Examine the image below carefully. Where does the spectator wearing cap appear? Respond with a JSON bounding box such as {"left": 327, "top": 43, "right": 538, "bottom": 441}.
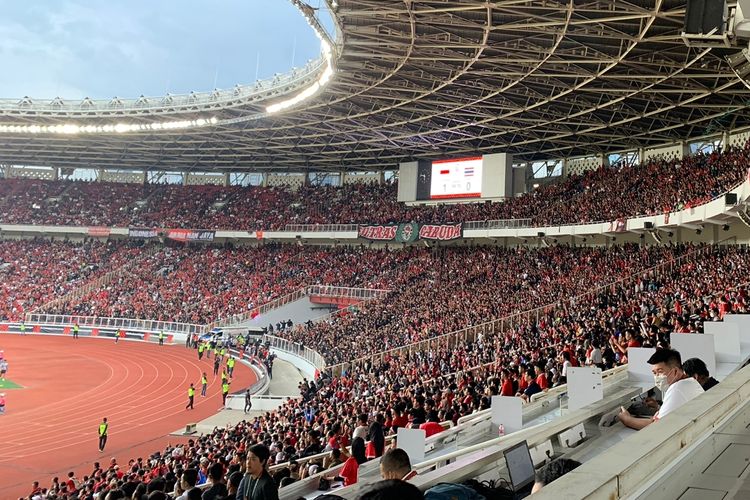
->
{"left": 619, "top": 348, "right": 704, "bottom": 430}
{"left": 682, "top": 357, "right": 720, "bottom": 391}
{"left": 237, "top": 443, "right": 278, "bottom": 500}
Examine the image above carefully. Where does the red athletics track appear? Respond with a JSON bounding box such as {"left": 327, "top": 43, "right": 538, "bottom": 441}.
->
{"left": 0, "top": 335, "right": 256, "bottom": 498}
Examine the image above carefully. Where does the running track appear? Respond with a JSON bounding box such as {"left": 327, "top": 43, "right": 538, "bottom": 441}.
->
{"left": 0, "top": 335, "right": 256, "bottom": 497}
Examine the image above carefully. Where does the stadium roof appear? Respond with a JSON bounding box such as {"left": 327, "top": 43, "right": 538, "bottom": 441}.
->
{"left": 1, "top": 0, "right": 750, "bottom": 173}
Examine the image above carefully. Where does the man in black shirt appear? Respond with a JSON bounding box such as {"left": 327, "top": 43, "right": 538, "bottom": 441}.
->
{"left": 683, "top": 357, "right": 720, "bottom": 391}
{"left": 237, "top": 444, "right": 278, "bottom": 500}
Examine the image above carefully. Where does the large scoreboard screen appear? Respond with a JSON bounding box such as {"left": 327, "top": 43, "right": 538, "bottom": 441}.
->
{"left": 429, "top": 156, "right": 483, "bottom": 199}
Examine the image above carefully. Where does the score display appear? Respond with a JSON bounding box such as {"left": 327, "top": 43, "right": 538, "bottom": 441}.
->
{"left": 429, "top": 156, "right": 483, "bottom": 199}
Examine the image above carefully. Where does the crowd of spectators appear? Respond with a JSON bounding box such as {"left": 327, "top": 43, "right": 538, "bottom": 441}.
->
{"left": 274, "top": 244, "right": 691, "bottom": 363}
{"left": 232, "top": 244, "right": 748, "bottom": 480}
{"left": 0, "top": 239, "right": 144, "bottom": 321}
{"left": 39, "top": 243, "right": 413, "bottom": 324}
{"left": 1, "top": 145, "right": 747, "bottom": 230}
{"left": 20, "top": 243, "right": 750, "bottom": 499}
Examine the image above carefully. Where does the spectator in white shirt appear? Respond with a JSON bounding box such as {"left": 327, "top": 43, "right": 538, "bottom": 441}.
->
{"left": 619, "top": 348, "right": 704, "bottom": 430}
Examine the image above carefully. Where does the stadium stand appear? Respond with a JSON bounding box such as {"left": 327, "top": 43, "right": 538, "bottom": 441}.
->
{"left": 1, "top": 146, "right": 748, "bottom": 230}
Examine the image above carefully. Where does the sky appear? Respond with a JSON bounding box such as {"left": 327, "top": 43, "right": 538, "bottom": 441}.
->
{"left": 0, "top": 0, "right": 333, "bottom": 100}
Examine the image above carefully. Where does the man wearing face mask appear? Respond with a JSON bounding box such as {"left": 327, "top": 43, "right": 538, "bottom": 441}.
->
{"left": 619, "top": 348, "right": 704, "bottom": 430}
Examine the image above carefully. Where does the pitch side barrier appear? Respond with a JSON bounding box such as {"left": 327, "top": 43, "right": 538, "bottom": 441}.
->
{"left": 0, "top": 320, "right": 193, "bottom": 343}
{"left": 273, "top": 366, "right": 633, "bottom": 500}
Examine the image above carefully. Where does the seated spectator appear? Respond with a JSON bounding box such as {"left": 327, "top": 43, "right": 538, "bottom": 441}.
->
{"left": 175, "top": 468, "right": 199, "bottom": 500}
{"left": 336, "top": 437, "right": 367, "bottom": 487}
{"left": 531, "top": 458, "right": 582, "bottom": 493}
{"left": 520, "top": 368, "right": 542, "bottom": 402}
{"left": 682, "top": 357, "right": 720, "bottom": 391}
{"left": 419, "top": 411, "right": 445, "bottom": 438}
{"left": 619, "top": 349, "right": 704, "bottom": 430}
{"left": 201, "top": 462, "right": 228, "bottom": 500}
{"left": 379, "top": 448, "right": 417, "bottom": 481}
{"left": 360, "top": 479, "right": 424, "bottom": 500}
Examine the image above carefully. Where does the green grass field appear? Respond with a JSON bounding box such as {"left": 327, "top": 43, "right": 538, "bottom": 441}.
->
{"left": 0, "top": 378, "right": 22, "bottom": 390}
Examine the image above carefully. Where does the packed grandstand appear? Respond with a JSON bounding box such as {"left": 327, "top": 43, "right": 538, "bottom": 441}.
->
{"left": 2, "top": 145, "right": 750, "bottom": 498}
{"left": 4, "top": 0, "right": 750, "bottom": 499}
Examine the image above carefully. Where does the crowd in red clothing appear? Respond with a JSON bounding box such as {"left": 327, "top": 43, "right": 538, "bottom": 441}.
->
{"left": 0, "top": 239, "right": 143, "bottom": 321}
{"left": 1, "top": 145, "right": 747, "bottom": 230}
{"left": 39, "top": 244, "right": 412, "bottom": 324}
{"left": 237, "top": 244, "right": 749, "bottom": 472}
{"left": 15, "top": 241, "right": 750, "bottom": 498}
{"left": 274, "top": 244, "right": 690, "bottom": 364}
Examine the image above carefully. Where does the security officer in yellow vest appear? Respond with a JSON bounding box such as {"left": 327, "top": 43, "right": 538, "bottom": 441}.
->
{"left": 186, "top": 383, "right": 195, "bottom": 410}
{"left": 222, "top": 380, "right": 231, "bottom": 408}
{"left": 158, "top": 330, "right": 164, "bottom": 346}
{"left": 73, "top": 323, "right": 79, "bottom": 339}
{"left": 98, "top": 417, "right": 108, "bottom": 452}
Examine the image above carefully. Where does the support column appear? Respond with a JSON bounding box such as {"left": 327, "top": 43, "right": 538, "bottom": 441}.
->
{"left": 599, "top": 153, "right": 610, "bottom": 168}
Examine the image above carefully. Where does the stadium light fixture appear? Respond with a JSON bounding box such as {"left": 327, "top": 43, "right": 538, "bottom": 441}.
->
{"left": 267, "top": 3, "right": 335, "bottom": 114}
{"left": 0, "top": 117, "right": 218, "bottom": 135}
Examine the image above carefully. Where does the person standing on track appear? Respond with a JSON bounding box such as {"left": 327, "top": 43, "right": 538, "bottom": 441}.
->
{"left": 0, "top": 393, "right": 6, "bottom": 415}
{"left": 244, "top": 389, "right": 252, "bottom": 415}
{"left": 158, "top": 330, "right": 164, "bottom": 346}
{"left": 0, "top": 359, "right": 8, "bottom": 381}
{"left": 201, "top": 372, "right": 208, "bottom": 397}
{"left": 186, "top": 383, "right": 195, "bottom": 410}
{"left": 221, "top": 380, "right": 230, "bottom": 408}
{"left": 227, "top": 356, "right": 236, "bottom": 378}
{"left": 73, "top": 322, "right": 79, "bottom": 339}
{"left": 198, "top": 342, "right": 205, "bottom": 360}
{"left": 98, "top": 417, "right": 108, "bottom": 451}
{"left": 20, "top": 321, "right": 26, "bottom": 336}
{"left": 213, "top": 356, "right": 221, "bottom": 376}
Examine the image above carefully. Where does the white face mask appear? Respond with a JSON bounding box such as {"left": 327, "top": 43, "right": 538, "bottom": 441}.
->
{"left": 654, "top": 373, "right": 669, "bottom": 393}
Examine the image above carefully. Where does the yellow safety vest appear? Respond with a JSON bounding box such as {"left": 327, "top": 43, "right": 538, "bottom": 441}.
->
{"left": 188, "top": 387, "right": 195, "bottom": 397}
{"left": 222, "top": 383, "right": 229, "bottom": 393}
{"left": 99, "top": 423, "right": 108, "bottom": 436}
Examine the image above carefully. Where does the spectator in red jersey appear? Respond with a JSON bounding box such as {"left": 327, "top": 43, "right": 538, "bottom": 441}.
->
{"left": 419, "top": 411, "right": 445, "bottom": 438}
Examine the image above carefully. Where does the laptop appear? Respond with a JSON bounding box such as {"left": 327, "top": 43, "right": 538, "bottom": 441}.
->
{"left": 503, "top": 440, "right": 536, "bottom": 496}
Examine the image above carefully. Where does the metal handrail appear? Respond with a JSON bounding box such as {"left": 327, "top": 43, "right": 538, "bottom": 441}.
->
{"left": 206, "top": 286, "right": 389, "bottom": 331}
{"left": 463, "top": 218, "right": 533, "bottom": 230}
{"left": 283, "top": 224, "right": 359, "bottom": 232}
{"left": 205, "top": 287, "right": 309, "bottom": 330}
{"left": 263, "top": 334, "right": 327, "bottom": 371}
{"left": 23, "top": 313, "right": 203, "bottom": 335}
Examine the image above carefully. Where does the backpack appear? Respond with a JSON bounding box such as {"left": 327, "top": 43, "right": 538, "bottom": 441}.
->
{"left": 424, "top": 482, "right": 486, "bottom": 500}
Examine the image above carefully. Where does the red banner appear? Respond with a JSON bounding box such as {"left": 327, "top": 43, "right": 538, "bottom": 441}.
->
{"left": 87, "top": 226, "right": 111, "bottom": 237}
{"left": 358, "top": 225, "right": 398, "bottom": 241}
{"left": 419, "top": 223, "right": 463, "bottom": 241}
